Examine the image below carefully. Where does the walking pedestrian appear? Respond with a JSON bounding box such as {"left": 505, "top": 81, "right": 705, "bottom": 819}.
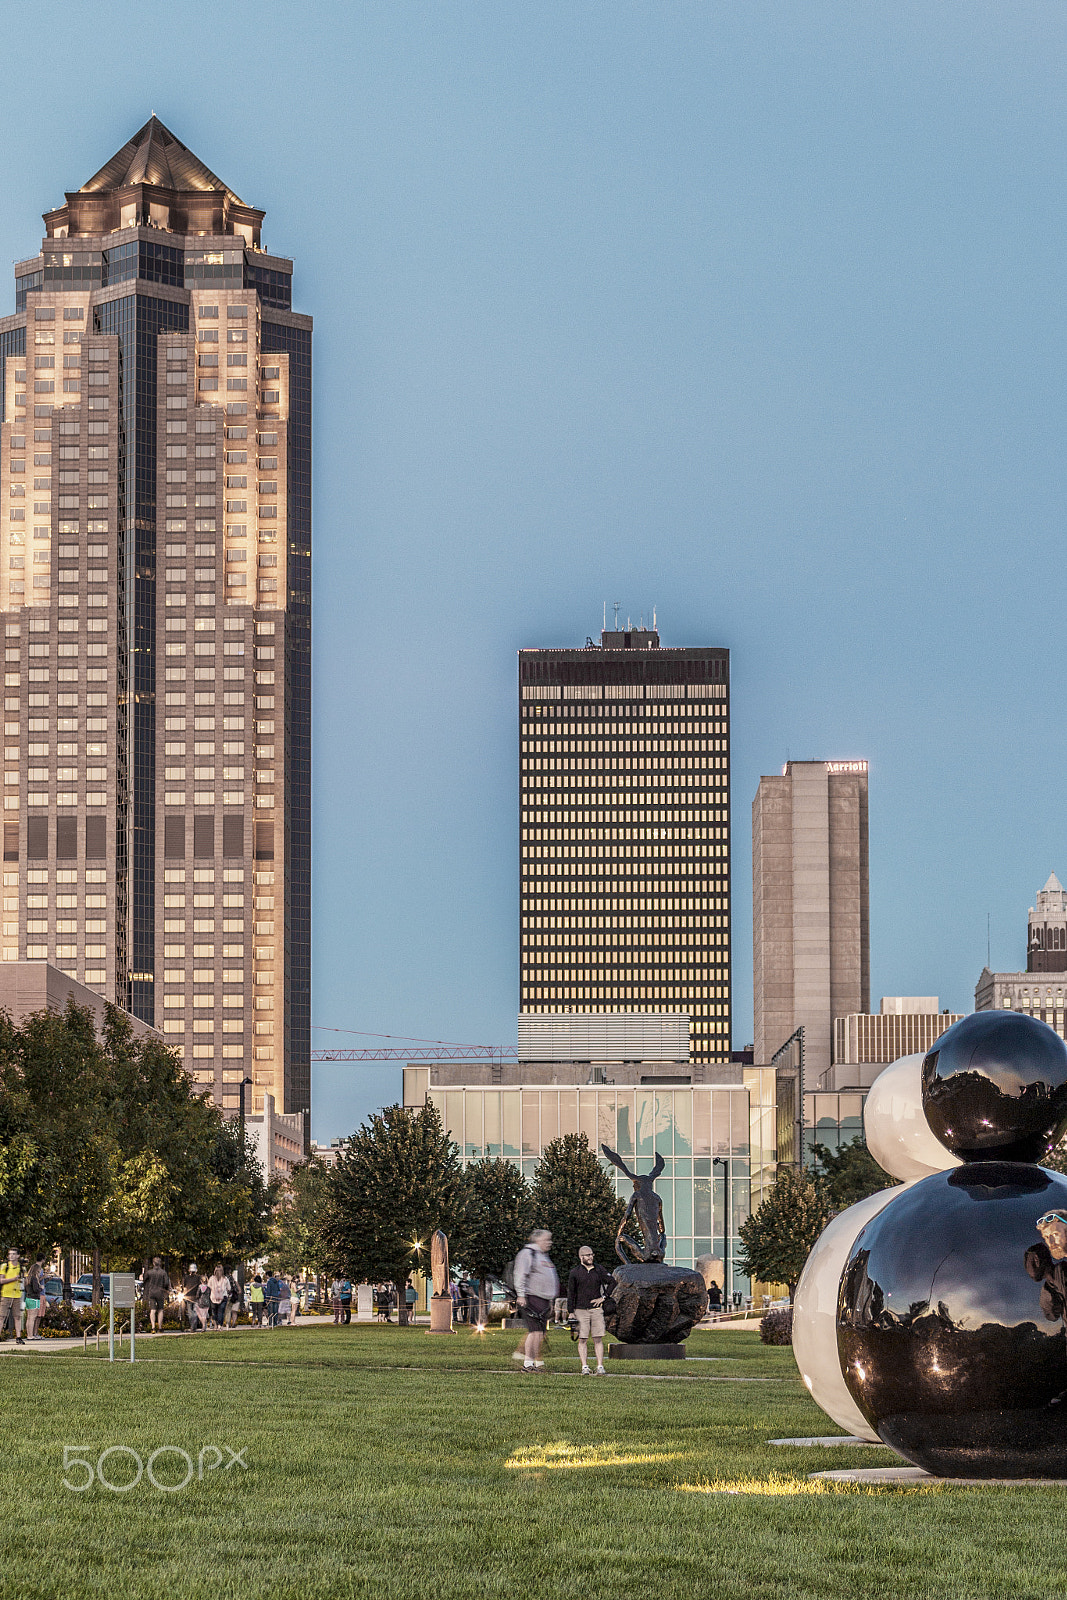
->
{"left": 194, "top": 1274, "right": 212, "bottom": 1330}
{"left": 250, "top": 1274, "right": 265, "bottom": 1326}
{"left": 566, "top": 1245, "right": 613, "bottom": 1376}
{"left": 144, "top": 1256, "right": 171, "bottom": 1332}
{"left": 183, "top": 1262, "right": 201, "bottom": 1329}
{"left": 208, "top": 1264, "right": 231, "bottom": 1328}
{"left": 289, "top": 1282, "right": 300, "bottom": 1325}
{"left": 0, "top": 1248, "right": 23, "bottom": 1344}
{"left": 22, "top": 1255, "right": 46, "bottom": 1341}
{"left": 331, "top": 1276, "right": 343, "bottom": 1324}
{"left": 514, "top": 1230, "right": 559, "bottom": 1373}
{"left": 264, "top": 1268, "right": 281, "bottom": 1327}
{"left": 340, "top": 1278, "right": 352, "bottom": 1325}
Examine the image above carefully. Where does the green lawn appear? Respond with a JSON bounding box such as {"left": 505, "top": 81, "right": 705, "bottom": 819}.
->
{"left": 2, "top": 1323, "right": 1065, "bottom": 1600}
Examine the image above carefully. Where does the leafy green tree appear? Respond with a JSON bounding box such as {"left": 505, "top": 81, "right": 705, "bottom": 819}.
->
{"left": 812, "top": 1137, "right": 892, "bottom": 1210}
{"left": 529, "top": 1133, "right": 625, "bottom": 1281}
{"left": 318, "top": 1102, "right": 468, "bottom": 1325}
{"left": 456, "top": 1157, "right": 531, "bottom": 1320}
{"left": 0, "top": 1003, "right": 115, "bottom": 1289}
{"left": 737, "top": 1167, "right": 831, "bottom": 1298}
{"left": 0, "top": 1000, "right": 274, "bottom": 1300}
{"left": 267, "top": 1158, "right": 332, "bottom": 1282}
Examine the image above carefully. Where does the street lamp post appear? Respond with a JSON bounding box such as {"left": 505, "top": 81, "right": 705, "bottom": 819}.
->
{"left": 713, "top": 1156, "right": 732, "bottom": 1307}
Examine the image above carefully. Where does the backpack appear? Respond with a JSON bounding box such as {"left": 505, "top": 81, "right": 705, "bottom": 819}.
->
{"left": 503, "top": 1247, "right": 534, "bottom": 1297}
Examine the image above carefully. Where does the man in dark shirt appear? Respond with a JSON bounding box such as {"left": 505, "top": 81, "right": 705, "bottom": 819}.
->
{"left": 144, "top": 1257, "right": 171, "bottom": 1332}
{"left": 566, "top": 1246, "right": 614, "bottom": 1376}
{"left": 264, "top": 1271, "right": 281, "bottom": 1328}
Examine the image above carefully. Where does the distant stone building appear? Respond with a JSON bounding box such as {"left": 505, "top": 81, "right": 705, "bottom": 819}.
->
{"left": 826, "top": 996, "right": 963, "bottom": 1090}
{"left": 752, "top": 759, "right": 869, "bottom": 1087}
{"left": 0, "top": 958, "right": 158, "bottom": 1037}
{"left": 976, "top": 874, "right": 1067, "bottom": 1038}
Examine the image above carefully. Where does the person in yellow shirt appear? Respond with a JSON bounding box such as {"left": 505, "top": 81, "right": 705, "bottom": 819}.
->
{"left": 0, "top": 1248, "right": 24, "bottom": 1345}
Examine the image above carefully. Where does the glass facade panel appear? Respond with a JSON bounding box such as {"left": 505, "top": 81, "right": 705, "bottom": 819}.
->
{"left": 464, "top": 1094, "right": 482, "bottom": 1161}
{"left": 444, "top": 1092, "right": 464, "bottom": 1149}
{"left": 559, "top": 1089, "right": 578, "bottom": 1139}
{"left": 521, "top": 1094, "right": 539, "bottom": 1159}
{"left": 712, "top": 1091, "right": 731, "bottom": 1157}
{"left": 540, "top": 1093, "right": 558, "bottom": 1147}
{"left": 597, "top": 1093, "right": 616, "bottom": 1155}
{"left": 673, "top": 1092, "right": 692, "bottom": 1154}
{"left": 614, "top": 1095, "right": 634, "bottom": 1158}
{"left": 635, "top": 1089, "right": 655, "bottom": 1160}
{"left": 502, "top": 1092, "right": 520, "bottom": 1161}
{"left": 484, "top": 1091, "right": 501, "bottom": 1155}
{"left": 692, "top": 1089, "right": 711, "bottom": 1156}
{"left": 694, "top": 1176, "right": 711, "bottom": 1236}
{"left": 578, "top": 1090, "right": 597, "bottom": 1147}
{"left": 674, "top": 1179, "right": 692, "bottom": 1237}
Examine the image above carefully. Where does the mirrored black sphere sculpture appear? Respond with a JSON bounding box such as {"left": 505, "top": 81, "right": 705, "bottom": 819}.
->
{"left": 921, "top": 1010, "right": 1067, "bottom": 1163}
{"left": 838, "top": 1163, "right": 1067, "bottom": 1477}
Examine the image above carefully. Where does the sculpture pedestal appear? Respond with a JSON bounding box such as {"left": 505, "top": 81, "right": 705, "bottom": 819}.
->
{"left": 428, "top": 1294, "right": 453, "bottom": 1333}
{"left": 607, "top": 1262, "right": 708, "bottom": 1345}
{"left": 355, "top": 1284, "right": 374, "bottom": 1322}
{"left": 609, "top": 1342, "right": 686, "bottom": 1360}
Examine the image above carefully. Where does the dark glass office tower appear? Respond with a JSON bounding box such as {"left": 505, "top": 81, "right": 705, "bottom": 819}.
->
{"left": 518, "top": 628, "right": 731, "bottom": 1063}
{"left": 0, "top": 119, "right": 311, "bottom": 1125}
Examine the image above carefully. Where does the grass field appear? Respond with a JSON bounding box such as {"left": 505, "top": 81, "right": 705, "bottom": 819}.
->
{"left": 2, "top": 1322, "right": 1065, "bottom": 1600}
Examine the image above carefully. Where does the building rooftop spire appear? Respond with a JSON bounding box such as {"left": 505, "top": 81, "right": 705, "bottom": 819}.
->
{"left": 1044, "top": 871, "right": 1064, "bottom": 894}
{"left": 79, "top": 115, "right": 246, "bottom": 204}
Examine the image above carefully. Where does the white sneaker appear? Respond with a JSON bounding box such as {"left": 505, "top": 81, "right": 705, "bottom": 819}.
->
{"left": 581, "top": 1364, "right": 592, "bottom": 1375}
{"left": 523, "top": 1359, "right": 535, "bottom": 1370}
{"left": 596, "top": 1366, "right": 606, "bottom": 1376}
{"left": 532, "top": 1359, "right": 545, "bottom": 1370}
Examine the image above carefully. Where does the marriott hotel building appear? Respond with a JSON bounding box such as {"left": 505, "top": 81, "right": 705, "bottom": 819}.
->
{"left": 0, "top": 119, "right": 311, "bottom": 1123}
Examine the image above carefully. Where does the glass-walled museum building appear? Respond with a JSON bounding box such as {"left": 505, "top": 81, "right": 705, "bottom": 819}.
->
{"left": 403, "top": 1055, "right": 776, "bottom": 1298}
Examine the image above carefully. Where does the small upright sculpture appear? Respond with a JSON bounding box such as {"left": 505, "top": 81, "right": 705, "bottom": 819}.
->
{"left": 600, "top": 1145, "right": 707, "bottom": 1353}
{"left": 601, "top": 1147, "right": 666, "bottom": 1263}
{"left": 428, "top": 1228, "right": 453, "bottom": 1334}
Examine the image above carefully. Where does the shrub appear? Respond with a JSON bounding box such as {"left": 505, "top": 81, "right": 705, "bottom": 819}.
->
{"left": 36, "top": 1302, "right": 102, "bottom": 1338}
{"left": 759, "top": 1306, "right": 793, "bottom": 1346}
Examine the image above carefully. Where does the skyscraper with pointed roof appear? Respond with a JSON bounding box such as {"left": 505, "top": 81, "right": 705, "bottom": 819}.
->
{"left": 0, "top": 118, "right": 311, "bottom": 1127}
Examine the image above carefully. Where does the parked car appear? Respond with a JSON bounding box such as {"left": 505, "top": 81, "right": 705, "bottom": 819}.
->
{"left": 71, "top": 1273, "right": 111, "bottom": 1305}
{"left": 42, "top": 1276, "right": 64, "bottom": 1306}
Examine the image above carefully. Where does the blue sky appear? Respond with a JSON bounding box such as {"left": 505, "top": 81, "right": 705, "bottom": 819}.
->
{"left": 2, "top": 3, "right": 1066, "bottom": 1140}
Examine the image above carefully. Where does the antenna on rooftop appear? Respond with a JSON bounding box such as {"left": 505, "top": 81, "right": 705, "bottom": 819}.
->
{"left": 603, "top": 600, "right": 606, "bottom": 631}
{"left": 613, "top": 600, "right": 620, "bottom": 630}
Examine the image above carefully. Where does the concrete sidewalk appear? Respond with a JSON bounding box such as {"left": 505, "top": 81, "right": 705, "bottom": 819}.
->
{"left": 0, "top": 1311, "right": 333, "bottom": 1354}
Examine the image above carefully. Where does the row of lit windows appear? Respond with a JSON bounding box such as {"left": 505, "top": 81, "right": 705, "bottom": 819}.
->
{"left": 522, "top": 739, "right": 725, "bottom": 756}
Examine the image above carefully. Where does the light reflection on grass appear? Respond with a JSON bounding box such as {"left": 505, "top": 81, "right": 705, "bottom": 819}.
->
{"left": 506, "top": 1440, "right": 686, "bottom": 1470}
{"left": 677, "top": 1474, "right": 944, "bottom": 1496}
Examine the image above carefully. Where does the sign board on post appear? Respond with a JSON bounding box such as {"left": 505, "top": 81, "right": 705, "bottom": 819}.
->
{"left": 108, "top": 1274, "right": 137, "bottom": 1363}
